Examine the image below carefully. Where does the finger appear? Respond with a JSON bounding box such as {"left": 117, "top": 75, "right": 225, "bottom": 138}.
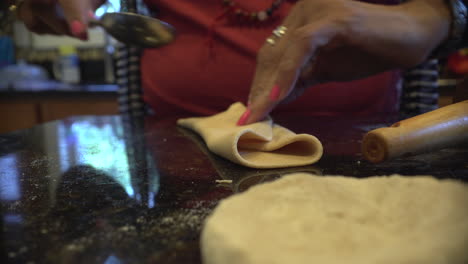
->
{"left": 279, "top": 57, "right": 321, "bottom": 104}
{"left": 240, "top": 20, "right": 299, "bottom": 126}
{"left": 18, "top": 1, "right": 55, "bottom": 34}
{"left": 37, "top": 6, "right": 70, "bottom": 35}
{"left": 245, "top": 2, "right": 306, "bottom": 108}
{"left": 244, "top": 26, "right": 315, "bottom": 125}
{"left": 247, "top": 14, "right": 299, "bottom": 106}
{"left": 239, "top": 36, "right": 287, "bottom": 125}
{"left": 38, "top": 16, "right": 70, "bottom": 35}
{"left": 30, "top": 20, "right": 57, "bottom": 35}
{"left": 275, "top": 23, "right": 342, "bottom": 98}
{"left": 57, "top": 0, "right": 92, "bottom": 39}
{"left": 241, "top": 34, "right": 289, "bottom": 125}
{"left": 280, "top": 59, "right": 321, "bottom": 103}
{"left": 246, "top": 22, "right": 342, "bottom": 125}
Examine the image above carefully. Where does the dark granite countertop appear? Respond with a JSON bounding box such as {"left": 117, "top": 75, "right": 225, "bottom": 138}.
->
{"left": 1, "top": 114, "right": 467, "bottom": 264}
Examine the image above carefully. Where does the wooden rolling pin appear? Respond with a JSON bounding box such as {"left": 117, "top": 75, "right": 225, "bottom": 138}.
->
{"left": 362, "top": 100, "right": 468, "bottom": 163}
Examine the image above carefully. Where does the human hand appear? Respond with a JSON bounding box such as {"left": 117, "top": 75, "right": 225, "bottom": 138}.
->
{"left": 237, "top": 0, "right": 450, "bottom": 126}
{"left": 17, "top": 0, "right": 105, "bottom": 40}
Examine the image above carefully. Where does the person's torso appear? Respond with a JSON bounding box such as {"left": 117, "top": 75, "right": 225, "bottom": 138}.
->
{"left": 141, "top": 0, "right": 400, "bottom": 117}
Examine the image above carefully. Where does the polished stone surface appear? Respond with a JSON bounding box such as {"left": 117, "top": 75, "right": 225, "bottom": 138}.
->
{"left": 1, "top": 114, "right": 467, "bottom": 264}
{"left": 0, "top": 80, "right": 118, "bottom": 93}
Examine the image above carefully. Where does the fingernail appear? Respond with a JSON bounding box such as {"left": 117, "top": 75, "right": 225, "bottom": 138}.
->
{"left": 269, "top": 84, "right": 281, "bottom": 101}
{"left": 71, "top": 20, "right": 85, "bottom": 37}
{"left": 236, "top": 108, "right": 251, "bottom": 126}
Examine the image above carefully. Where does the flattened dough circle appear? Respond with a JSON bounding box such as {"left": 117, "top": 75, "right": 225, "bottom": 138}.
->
{"left": 201, "top": 173, "right": 468, "bottom": 264}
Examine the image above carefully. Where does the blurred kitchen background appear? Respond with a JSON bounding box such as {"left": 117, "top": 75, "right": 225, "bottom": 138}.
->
{"left": 0, "top": 0, "right": 466, "bottom": 135}
{"left": 0, "top": 0, "right": 144, "bottom": 134}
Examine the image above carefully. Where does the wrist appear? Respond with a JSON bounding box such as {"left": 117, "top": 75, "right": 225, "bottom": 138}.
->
{"left": 403, "top": 0, "right": 460, "bottom": 59}
{"left": 349, "top": 1, "right": 448, "bottom": 68}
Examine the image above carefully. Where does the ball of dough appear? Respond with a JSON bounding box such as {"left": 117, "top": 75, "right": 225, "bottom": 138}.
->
{"left": 201, "top": 174, "right": 468, "bottom": 264}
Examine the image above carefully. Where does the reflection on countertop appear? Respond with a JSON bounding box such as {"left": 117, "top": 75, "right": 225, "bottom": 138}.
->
{"left": 0, "top": 114, "right": 467, "bottom": 263}
{"left": 0, "top": 80, "right": 118, "bottom": 95}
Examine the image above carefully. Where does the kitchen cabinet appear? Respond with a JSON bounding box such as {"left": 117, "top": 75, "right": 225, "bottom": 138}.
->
{"left": 0, "top": 92, "right": 118, "bottom": 134}
{"left": 0, "top": 102, "right": 39, "bottom": 133}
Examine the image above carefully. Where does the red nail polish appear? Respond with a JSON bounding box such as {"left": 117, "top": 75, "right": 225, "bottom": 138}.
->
{"left": 269, "top": 84, "right": 281, "bottom": 100}
{"left": 237, "top": 108, "right": 251, "bottom": 126}
{"left": 71, "top": 20, "right": 85, "bottom": 37}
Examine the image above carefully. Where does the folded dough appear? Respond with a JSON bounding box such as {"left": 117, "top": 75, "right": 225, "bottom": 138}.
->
{"left": 177, "top": 103, "right": 323, "bottom": 169}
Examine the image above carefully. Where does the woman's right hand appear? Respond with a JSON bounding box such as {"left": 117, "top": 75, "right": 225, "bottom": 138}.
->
{"left": 240, "top": 0, "right": 451, "bottom": 125}
{"left": 17, "top": 0, "right": 105, "bottom": 40}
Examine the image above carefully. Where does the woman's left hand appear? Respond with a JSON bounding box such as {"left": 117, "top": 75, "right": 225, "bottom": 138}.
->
{"left": 238, "top": 0, "right": 450, "bottom": 126}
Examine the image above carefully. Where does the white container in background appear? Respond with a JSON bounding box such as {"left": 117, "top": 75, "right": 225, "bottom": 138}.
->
{"left": 53, "top": 45, "right": 80, "bottom": 84}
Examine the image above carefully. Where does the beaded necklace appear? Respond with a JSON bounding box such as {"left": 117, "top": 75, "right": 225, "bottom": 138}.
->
{"left": 205, "top": 0, "right": 286, "bottom": 57}
{"left": 221, "top": 0, "right": 285, "bottom": 22}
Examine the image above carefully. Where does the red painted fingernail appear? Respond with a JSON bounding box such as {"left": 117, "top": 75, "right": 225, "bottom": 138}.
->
{"left": 236, "top": 108, "right": 251, "bottom": 126}
{"left": 269, "top": 84, "right": 281, "bottom": 100}
{"left": 71, "top": 20, "right": 85, "bottom": 37}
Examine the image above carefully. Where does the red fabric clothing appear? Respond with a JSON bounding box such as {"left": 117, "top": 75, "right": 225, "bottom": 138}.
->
{"left": 141, "top": 0, "right": 400, "bottom": 117}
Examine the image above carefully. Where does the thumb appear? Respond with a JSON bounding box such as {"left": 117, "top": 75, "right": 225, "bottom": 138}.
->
{"left": 57, "top": 0, "right": 92, "bottom": 40}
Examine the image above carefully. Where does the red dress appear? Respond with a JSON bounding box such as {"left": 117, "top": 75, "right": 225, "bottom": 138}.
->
{"left": 141, "top": 0, "right": 400, "bottom": 117}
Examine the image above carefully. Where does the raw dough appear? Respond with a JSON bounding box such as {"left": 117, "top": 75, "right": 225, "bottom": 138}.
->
{"left": 177, "top": 103, "right": 323, "bottom": 168}
{"left": 201, "top": 173, "right": 468, "bottom": 264}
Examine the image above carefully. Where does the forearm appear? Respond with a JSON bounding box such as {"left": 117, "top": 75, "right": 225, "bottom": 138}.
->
{"left": 346, "top": 0, "right": 449, "bottom": 68}
{"left": 402, "top": 0, "right": 452, "bottom": 54}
